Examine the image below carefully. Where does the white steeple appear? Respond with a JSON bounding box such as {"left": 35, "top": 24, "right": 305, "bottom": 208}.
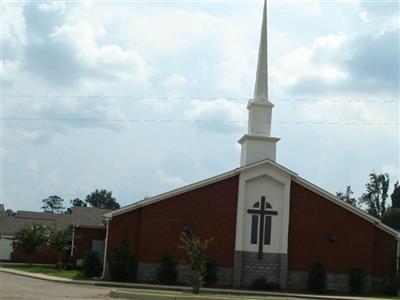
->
{"left": 239, "top": 0, "right": 280, "bottom": 166}
{"left": 254, "top": 0, "right": 269, "bottom": 101}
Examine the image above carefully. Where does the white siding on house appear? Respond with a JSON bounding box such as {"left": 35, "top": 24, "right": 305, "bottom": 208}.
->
{"left": 0, "top": 237, "right": 13, "bottom": 261}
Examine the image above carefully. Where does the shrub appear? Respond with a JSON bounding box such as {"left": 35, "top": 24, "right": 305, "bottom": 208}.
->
{"left": 64, "top": 262, "right": 75, "bottom": 270}
{"left": 348, "top": 267, "right": 367, "bottom": 294}
{"left": 158, "top": 251, "right": 178, "bottom": 285}
{"left": 252, "top": 278, "right": 279, "bottom": 290}
{"left": 204, "top": 258, "right": 218, "bottom": 286}
{"left": 381, "top": 257, "right": 400, "bottom": 296}
{"left": 307, "top": 262, "right": 327, "bottom": 293}
{"left": 12, "top": 224, "right": 47, "bottom": 266}
{"left": 82, "top": 251, "right": 102, "bottom": 278}
{"left": 253, "top": 278, "right": 268, "bottom": 290}
{"left": 47, "top": 226, "right": 71, "bottom": 270}
{"left": 109, "top": 234, "right": 137, "bottom": 282}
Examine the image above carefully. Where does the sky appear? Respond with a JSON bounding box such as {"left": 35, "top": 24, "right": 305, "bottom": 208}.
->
{"left": 2, "top": 0, "right": 399, "bottom": 212}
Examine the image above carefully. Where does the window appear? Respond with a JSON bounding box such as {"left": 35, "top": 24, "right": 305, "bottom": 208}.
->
{"left": 249, "top": 200, "right": 273, "bottom": 246}
{"left": 251, "top": 215, "right": 258, "bottom": 244}
{"left": 264, "top": 216, "right": 271, "bottom": 245}
{"left": 183, "top": 224, "right": 193, "bottom": 236}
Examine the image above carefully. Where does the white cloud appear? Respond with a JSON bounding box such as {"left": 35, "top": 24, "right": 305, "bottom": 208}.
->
{"left": 271, "top": 32, "right": 349, "bottom": 91}
{"left": 27, "top": 160, "right": 39, "bottom": 175}
{"left": 38, "top": 1, "right": 66, "bottom": 13}
{"left": 162, "top": 74, "right": 189, "bottom": 88}
{"left": 381, "top": 164, "right": 400, "bottom": 182}
{"left": 184, "top": 99, "right": 246, "bottom": 131}
{"left": 359, "top": 11, "right": 370, "bottom": 23}
{"left": 156, "top": 169, "right": 186, "bottom": 188}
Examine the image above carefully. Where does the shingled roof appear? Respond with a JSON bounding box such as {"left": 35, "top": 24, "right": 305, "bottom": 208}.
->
{"left": 0, "top": 207, "right": 111, "bottom": 236}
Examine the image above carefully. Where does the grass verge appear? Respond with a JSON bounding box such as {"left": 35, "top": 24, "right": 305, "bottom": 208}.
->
{"left": 115, "top": 288, "right": 282, "bottom": 300}
{"left": 1, "top": 264, "right": 90, "bottom": 280}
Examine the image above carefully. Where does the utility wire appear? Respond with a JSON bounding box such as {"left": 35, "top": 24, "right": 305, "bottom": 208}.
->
{"left": 2, "top": 95, "right": 398, "bottom": 103}
{"left": 1, "top": 117, "right": 398, "bottom": 127}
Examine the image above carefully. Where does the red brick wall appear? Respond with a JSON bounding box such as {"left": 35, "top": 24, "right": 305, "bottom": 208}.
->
{"left": 11, "top": 246, "right": 58, "bottom": 264}
{"left": 373, "top": 227, "right": 397, "bottom": 276}
{"left": 73, "top": 227, "right": 106, "bottom": 259}
{"left": 107, "top": 175, "right": 239, "bottom": 268}
{"left": 288, "top": 181, "right": 396, "bottom": 276}
{"left": 107, "top": 208, "right": 142, "bottom": 258}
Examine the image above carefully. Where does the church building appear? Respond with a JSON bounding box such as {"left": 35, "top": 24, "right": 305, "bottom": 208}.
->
{"left": 103, "top": 0, "right": 399, "bottom": 291}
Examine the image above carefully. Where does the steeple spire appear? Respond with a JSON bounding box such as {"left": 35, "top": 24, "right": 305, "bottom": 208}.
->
{"left": 238, "top": 0, "right": 280, "bottom": 166}
{"left": 254, "top": 0, "right": 268, "bottom": 101}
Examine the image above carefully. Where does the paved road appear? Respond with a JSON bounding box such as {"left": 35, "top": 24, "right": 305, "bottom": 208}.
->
{"left": 0, "top": 272, "right": 115, "bottom": 299}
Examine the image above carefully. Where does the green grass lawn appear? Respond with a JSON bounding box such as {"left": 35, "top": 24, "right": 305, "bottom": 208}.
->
{"left": 1, "top": 264, "right": 91, "bottom": 280}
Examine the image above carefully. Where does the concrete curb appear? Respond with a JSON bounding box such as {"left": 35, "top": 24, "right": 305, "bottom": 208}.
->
{"left": 0, "top": 268, "right": 390, "bottom": 300}
{"left": 109, "top": 290, "right": 205, "bottom": 300}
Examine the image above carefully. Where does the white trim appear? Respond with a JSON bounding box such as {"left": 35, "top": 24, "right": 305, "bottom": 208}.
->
{"left": 101, "top": 219, "right": 110, "bottom": 279}
{"left": 293, "top": 176, "right": 400, "bottom": 238}
{"left": 70, "top": 225, "right": 75, "bottom": 257}
{"left": 0, "top": 235, "right": 13, "bottom": 239}
{"left": 238, "top": 134, "right": 280, "bottom": 144}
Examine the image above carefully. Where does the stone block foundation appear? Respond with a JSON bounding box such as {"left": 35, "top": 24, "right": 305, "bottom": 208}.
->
{"left": 137, "top": 262, "right": 233, "bottom": 286}
{"left": 233, "top": 251, "right": 288, "bottom": 289}
{"left": 287, "top": 271, "right": 381, "bottom": 292}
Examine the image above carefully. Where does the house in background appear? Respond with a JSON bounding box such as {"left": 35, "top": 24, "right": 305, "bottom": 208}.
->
{"left": 0, "top": 205, "right": 110, "bottom": 264}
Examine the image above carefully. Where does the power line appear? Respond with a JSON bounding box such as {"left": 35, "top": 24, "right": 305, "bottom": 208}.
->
{"left": 2, "top": 95, "right": 398, "bottom": 103}
{"left": 1, "top": 117, "right": 398, "bottom": 127}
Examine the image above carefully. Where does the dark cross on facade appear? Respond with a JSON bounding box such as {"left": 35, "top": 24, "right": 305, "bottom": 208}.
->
{"left": 247, "top": 196, "right": 278, "bottom": 260}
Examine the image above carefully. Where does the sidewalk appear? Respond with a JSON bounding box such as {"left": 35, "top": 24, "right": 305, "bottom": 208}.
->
{"left": 0, "top": 267, "right": 391, "bottom": 300}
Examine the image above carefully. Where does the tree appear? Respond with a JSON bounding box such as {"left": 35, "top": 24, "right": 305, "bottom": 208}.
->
{"left": 336, "top": 186, "right": 357, "bottom": 207}
{"left": 391, "top": 181, "right": 400, "bottom": 208}
{"left": 12, "top": 224, "right": 47, "bottom": 265}
{"left": 179, "top": 231, "right": 213, "bottom": 294}
{"left": 382, "top": 208, "right": 400, "bottom": 231}
{"left": 47, "top": 226, "right": 71, "bottom": 270}
{"left": 41, "top": 195, "right": 64, "bottom": 213}
{"left": 85, "top": 189, "right": 120, "bottom": 209}
{"left": 65, "top": 198, "right": 87, "bottom": 214}
{"left": 359, "top": 173, "right": 389, "bottom": 219}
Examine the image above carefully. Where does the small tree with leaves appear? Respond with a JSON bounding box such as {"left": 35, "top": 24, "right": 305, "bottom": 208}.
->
{"left": 47, "top": 226, "right": 71, "bottom": 270}
{"left": 359, "top": 173, "right": 389, "bottom": 219}
{"left": 41, "top": 195, "right": 64, "bottom": 213}
{"left": 336, "top": 186, "right": 357, "bottom": 207}
{"left": 12, "top": 224, "right": 47, "bottom": 266}
{"left": 179, "top": 231, "right": 213, "bottom": 294}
